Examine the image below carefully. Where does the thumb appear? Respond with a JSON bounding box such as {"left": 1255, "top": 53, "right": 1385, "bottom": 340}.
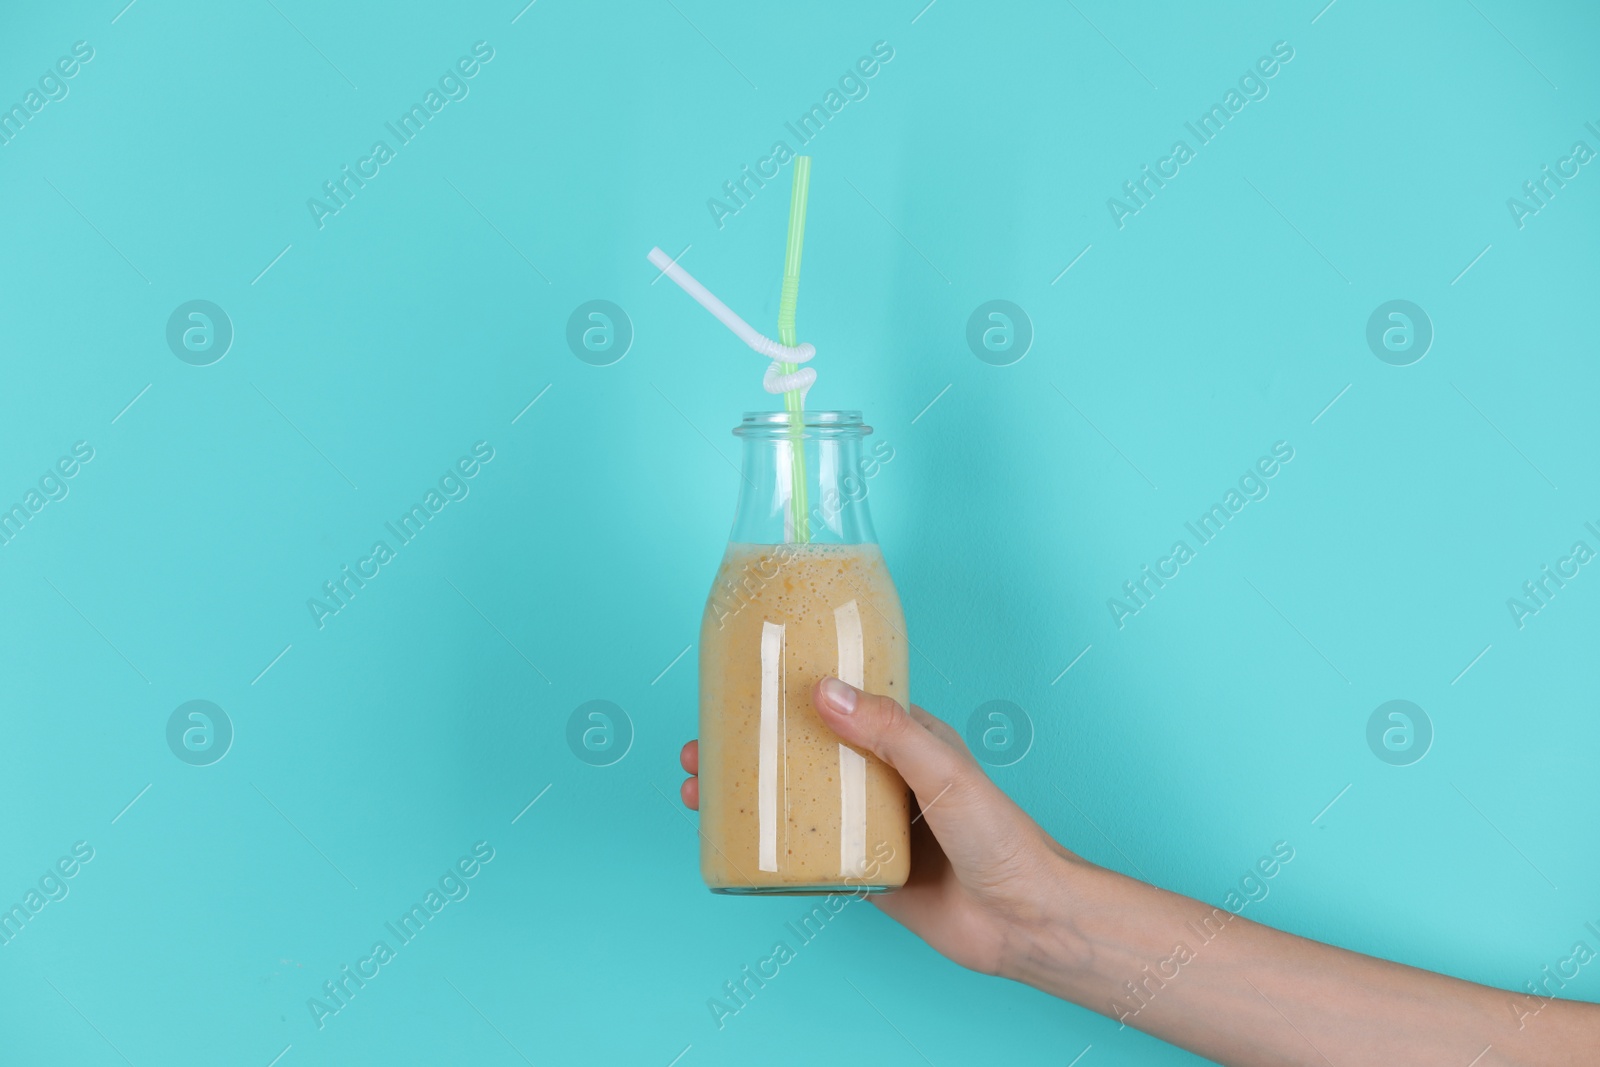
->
{"left": 813, "top": 677, "right": 969, "bottom": 803}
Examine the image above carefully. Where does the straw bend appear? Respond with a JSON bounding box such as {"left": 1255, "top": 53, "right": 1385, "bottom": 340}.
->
{"left": 647, "top": 246, "right": 816, "bottom": 396}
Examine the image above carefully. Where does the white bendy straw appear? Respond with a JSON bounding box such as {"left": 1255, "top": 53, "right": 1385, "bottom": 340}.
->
{"left": 646, "top": 246, "right": 817, "bottom": 398}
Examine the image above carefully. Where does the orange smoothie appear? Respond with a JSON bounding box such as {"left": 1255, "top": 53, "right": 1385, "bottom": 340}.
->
{"left": 698, "top": 542, "right": 912, "bottom": 893}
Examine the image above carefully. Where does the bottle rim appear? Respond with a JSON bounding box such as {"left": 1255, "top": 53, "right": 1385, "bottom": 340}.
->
{"left": 733, "top": 410, "right": 872, "bottom": 438}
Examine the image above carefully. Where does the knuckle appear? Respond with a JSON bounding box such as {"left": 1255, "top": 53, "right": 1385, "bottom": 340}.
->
{"left": 866, "top": 694, "right": 915, "bottom": 745}
{"left": 868, "top": 693, "right": 910, "bottom": 730}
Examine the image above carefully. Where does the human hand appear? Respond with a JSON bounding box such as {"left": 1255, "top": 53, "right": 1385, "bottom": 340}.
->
{"left": 680, "top": 676, "right": 1087, "bottom": 978}
{"left": 685, "top": 681, "right": 1600, "bottom": 1067}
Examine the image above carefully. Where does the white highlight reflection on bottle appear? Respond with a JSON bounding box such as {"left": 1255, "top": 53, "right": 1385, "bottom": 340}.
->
{"left": 835, "top": 600, "right": 868, "bottom": 878}
{"left": 758, "top": 622, "right": 784, "bottom": 872}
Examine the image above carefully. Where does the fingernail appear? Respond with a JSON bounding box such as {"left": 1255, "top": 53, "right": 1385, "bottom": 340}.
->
{"left": 819, "top": 677, "right": 857, "bottom": 714}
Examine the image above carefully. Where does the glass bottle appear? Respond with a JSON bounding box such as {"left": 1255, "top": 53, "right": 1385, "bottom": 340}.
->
{"left": 698, "top": 410, "right": 912, "bottom": 894}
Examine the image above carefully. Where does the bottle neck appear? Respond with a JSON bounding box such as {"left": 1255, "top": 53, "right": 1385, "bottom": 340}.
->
{"left": 728, "top": 413, "right": 880, "bottom": 546}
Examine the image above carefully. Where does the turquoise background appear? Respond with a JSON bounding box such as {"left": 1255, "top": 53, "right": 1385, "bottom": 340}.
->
{"left": 2, "top": 0, "right": 1597, "bottom": 1063}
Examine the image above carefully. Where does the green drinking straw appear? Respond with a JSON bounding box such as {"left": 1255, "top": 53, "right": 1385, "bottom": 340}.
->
{"left": 776, "top": 157, "right": 812, "bottom": 543}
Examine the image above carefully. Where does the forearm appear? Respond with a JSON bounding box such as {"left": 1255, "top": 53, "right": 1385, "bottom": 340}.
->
{"left": 1006, "top": 854, "right": 1599, "bottom": 1066}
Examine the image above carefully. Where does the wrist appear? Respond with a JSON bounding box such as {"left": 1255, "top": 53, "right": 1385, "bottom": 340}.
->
{"left": 998, "top": 843, "right": 1116, "bottom": 997}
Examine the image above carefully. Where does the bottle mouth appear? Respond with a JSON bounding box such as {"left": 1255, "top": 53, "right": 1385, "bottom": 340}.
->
{"left": 733, "top": 410, "right": 872, "bottom": 439}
